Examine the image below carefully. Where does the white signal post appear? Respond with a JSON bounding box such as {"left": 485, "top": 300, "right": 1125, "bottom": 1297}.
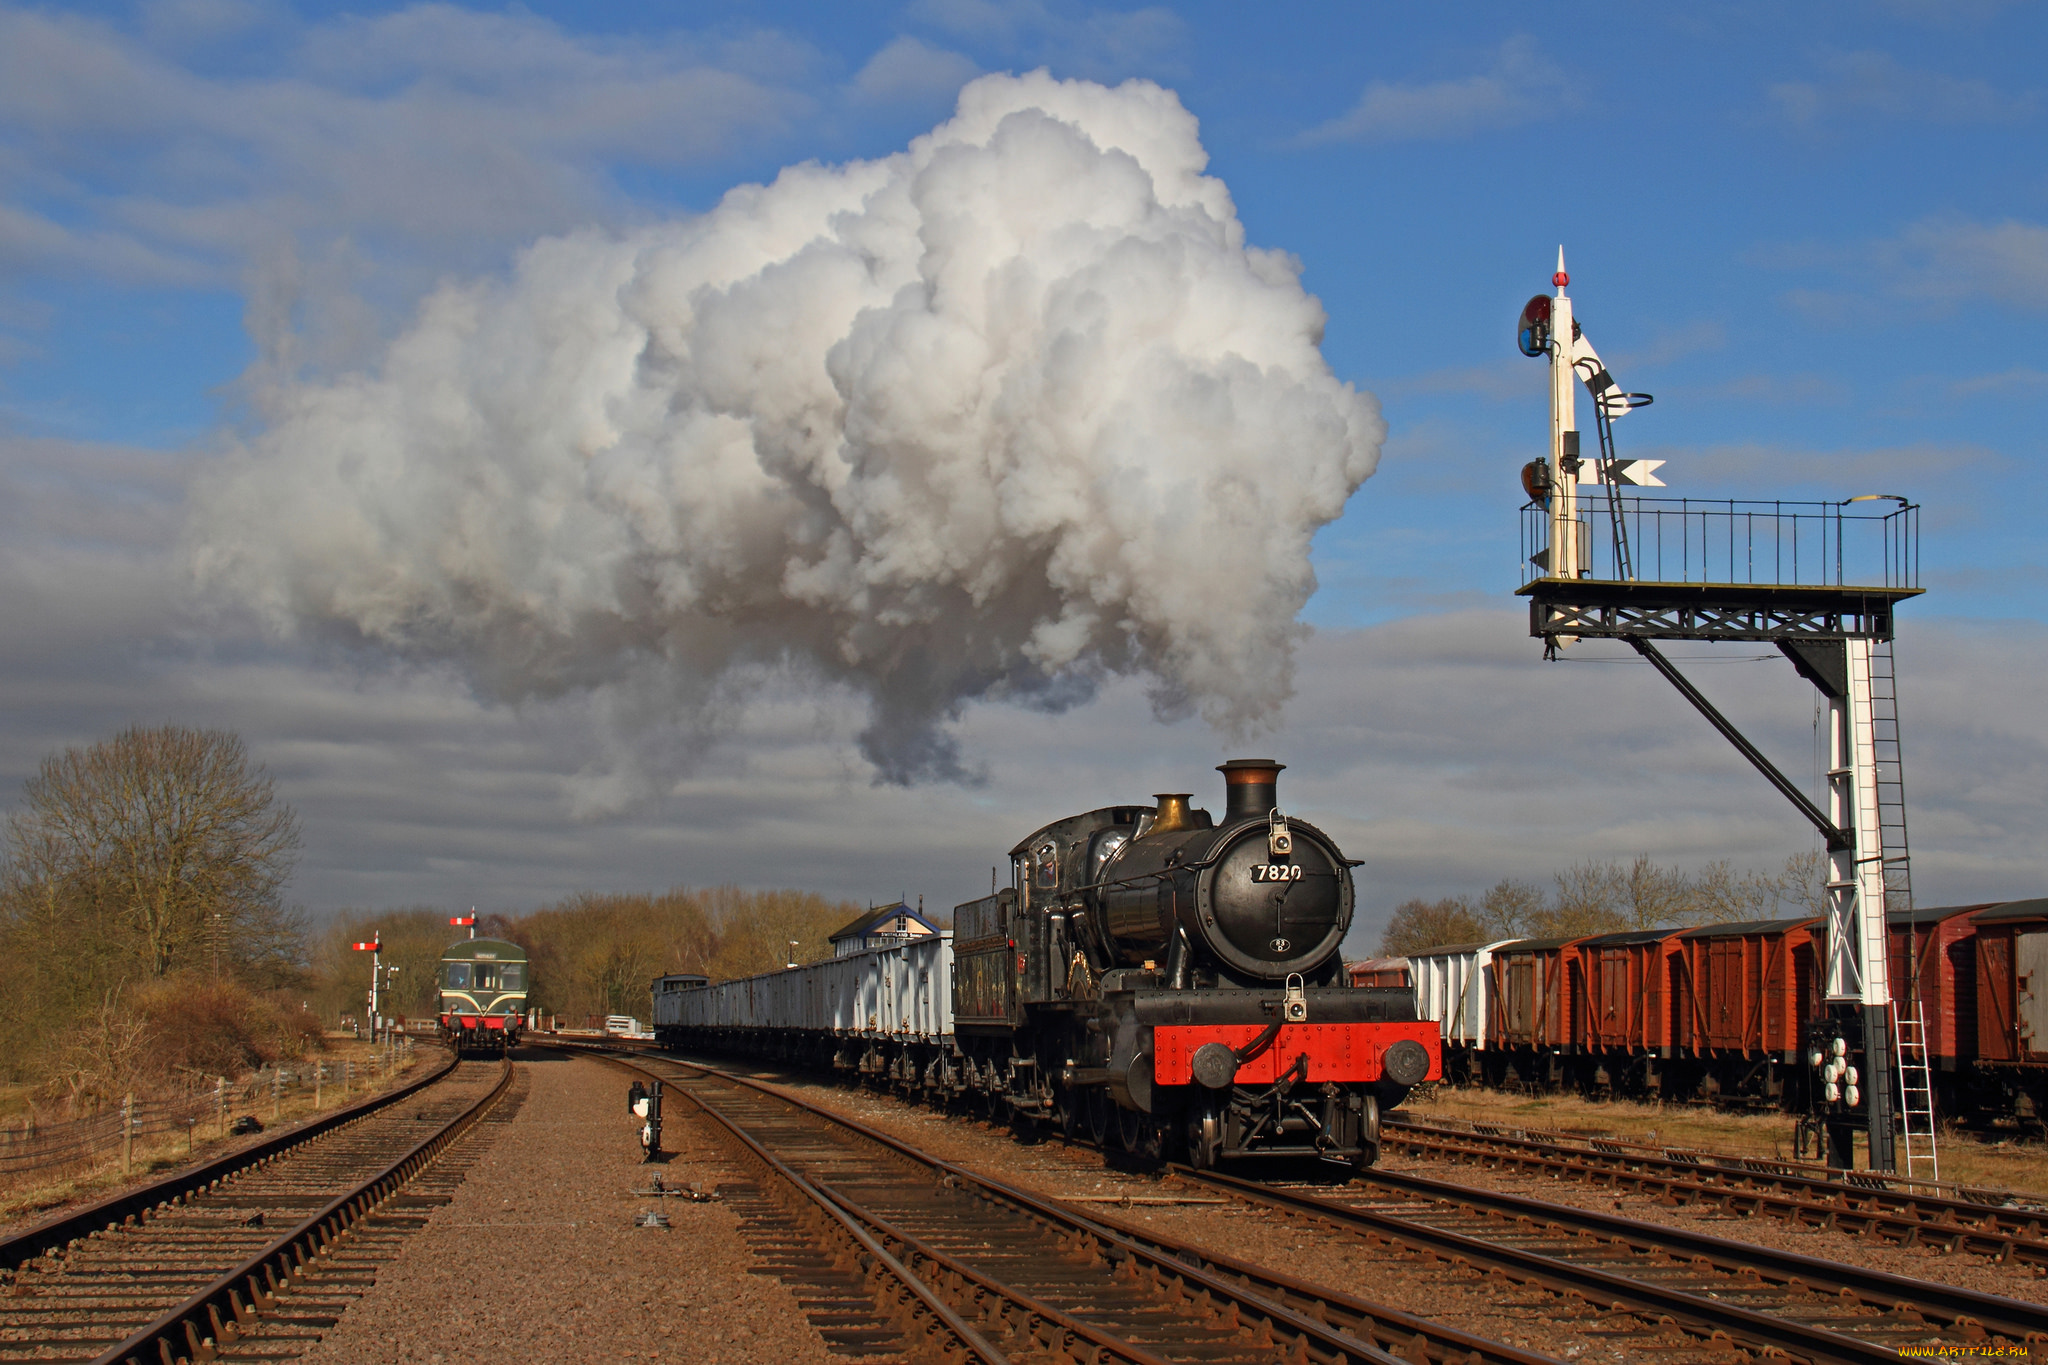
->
{"left": 353, "top": 935, "right": 382, "bottom": 1042}
{"left": 1547, "top": 248, "right": 1582, "bottom": 584}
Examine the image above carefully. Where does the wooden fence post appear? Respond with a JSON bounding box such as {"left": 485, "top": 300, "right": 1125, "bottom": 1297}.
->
{"left": 121, "top": 1094, "right": 133, "bottom": 1176}
{"left": 217, "top": 1077, "right": 227, "bottom": 1137}
{"left": 315, "top": 1061, "right": 323, "bottom": 1111}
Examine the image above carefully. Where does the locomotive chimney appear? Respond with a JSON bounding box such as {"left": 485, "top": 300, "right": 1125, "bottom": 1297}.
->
{"left": 1217, "top": 758, "right": 1285, "bottom": 822}
{"left": 1147, "top": 794, "right": 1197, "bottom": 836}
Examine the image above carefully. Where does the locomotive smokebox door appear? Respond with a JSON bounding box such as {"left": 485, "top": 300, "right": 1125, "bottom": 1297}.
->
{"left": 629, "top": 1079, "right": 664, "bottom": 1161}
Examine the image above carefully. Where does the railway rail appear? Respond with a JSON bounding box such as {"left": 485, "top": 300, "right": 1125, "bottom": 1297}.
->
{"left": 0, "top": 1051, "right": 516, "bottom": 1365}
{"left": 615, "top": 1041, "right": 2048, "bottom": 1363}
{"left": 1383, "top": 1113, "right": 2048, "bottom": 1265}
{"left": 573, "top": 1040, "right": 1565, "bottom": 1365}
{"left": 1180, "top": 1162, "right": 2048, "bottom": 1364}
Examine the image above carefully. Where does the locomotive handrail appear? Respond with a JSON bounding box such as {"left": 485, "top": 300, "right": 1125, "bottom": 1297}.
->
{"left": 0, "top": 1044, "right": 457, "bottom": 1274}
{"left": 94, "top": 1053, "right": 514, "bottom": 1365}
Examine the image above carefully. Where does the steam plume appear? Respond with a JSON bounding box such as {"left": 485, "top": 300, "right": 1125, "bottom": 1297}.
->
{"left": 193, "top": 72, "right": 1383, "bottom": 786}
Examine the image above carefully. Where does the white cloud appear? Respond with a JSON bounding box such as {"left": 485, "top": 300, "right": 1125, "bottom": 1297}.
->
{"left": 3, "top": 441, "right": 2039, "bottom": 945}
{"left": 188, "top": 73, "right": 1384, "bottom": 785}
{"left": 1881, "top": 217, "right": 2048, "bottom": 309}
{"left": 1298, "top": 37, "right": 1570, "bottom": 146}
{"left": 905, "top": 0, "right": 1188, "bottom": 79}
{"left": 1771, "top": 50, "right": 2038, "bottom": 128}
{"left": 1625, "top": 439, "right": 1999, "bottom": 496}
{"left": 1706, "top": 372, "right": 1850, "bottom": 406}
{"left": 1767, "top": 216, "right": 2048, "bottom": 321}
{"left": 0, "top": 4, "right": 808, "bottom": 290}
{"left": 1950, "top": 366, "right": 2048, "bottom": 396}
{"left": 851, "top": 36, "right": 979, "bottom": 104}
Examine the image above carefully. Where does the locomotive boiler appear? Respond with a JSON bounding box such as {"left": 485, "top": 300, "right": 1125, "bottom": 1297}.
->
{"left": 950, "top": 759, "right": 1438, "bottom": 1167}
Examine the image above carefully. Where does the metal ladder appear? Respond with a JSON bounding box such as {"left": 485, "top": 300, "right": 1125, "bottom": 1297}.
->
{"left": 1893, "top": 1005, "right": 1939, "bottom": 1180}
{"left": 1869, "top": 638, "right": 1914, "bottom": 915}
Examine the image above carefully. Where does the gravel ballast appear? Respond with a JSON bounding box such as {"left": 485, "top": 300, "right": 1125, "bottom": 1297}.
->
{"left": 293, "top": 1052, "right": 848, "bottom": 1365}
{"left": 707, "top": 1063, "right": 2036, "bottom": 1361}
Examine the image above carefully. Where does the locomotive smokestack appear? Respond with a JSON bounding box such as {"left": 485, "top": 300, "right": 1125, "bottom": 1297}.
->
{"left": 1217, "top": 758, "right": 1285, "bottom": 822}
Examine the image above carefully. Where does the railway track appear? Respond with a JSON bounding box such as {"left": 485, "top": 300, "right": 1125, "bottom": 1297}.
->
{"left": 1383, "top": 1113, "right": 2048, "bottom": 1265}
{"left": 1181, "top": 1162, "right": 2048, "bottom": 1364}
{"left": 579, "top": 1042, "right": 1564, "bottom": 1365}
{"left": 0, "top": 1052, "right": 517, "bottom": 1365}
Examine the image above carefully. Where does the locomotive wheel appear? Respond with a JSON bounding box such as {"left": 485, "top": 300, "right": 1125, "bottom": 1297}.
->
{"left": 1186, "top": 1103, "right": 1222, "bottom": 1170}
{"left": 1116, "top": 1110, "right": 1163, "bottom": 1162}
{"left": 1086, "top": 1088, "right": 1112, "bottom": 1147}
{"left": 1057, "top": 1088, "right": 1079, "bottom": 1141}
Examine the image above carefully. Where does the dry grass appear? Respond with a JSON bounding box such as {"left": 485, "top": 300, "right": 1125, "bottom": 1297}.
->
{"left": 0, "top": 1036, "right": 427, "bottom": 1232}
{"left": 1404, "top": 1084, "right": 2048, "bottom": 1199}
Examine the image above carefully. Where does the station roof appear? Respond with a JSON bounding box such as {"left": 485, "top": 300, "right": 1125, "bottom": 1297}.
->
{"left": 827, "top": 902, "right": 942, "bottom": 943}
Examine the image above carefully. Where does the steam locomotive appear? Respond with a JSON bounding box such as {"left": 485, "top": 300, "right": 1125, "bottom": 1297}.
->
{"left": 654, "top": 760, "right": 1439, "bottom": 1168}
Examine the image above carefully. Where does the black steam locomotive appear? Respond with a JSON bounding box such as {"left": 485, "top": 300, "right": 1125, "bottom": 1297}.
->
{"left": 949, "top": 759, "right": 1437, "bottom": 1167}
{"left": 654, "top": 759, "right": 1439, "bottom": 1169}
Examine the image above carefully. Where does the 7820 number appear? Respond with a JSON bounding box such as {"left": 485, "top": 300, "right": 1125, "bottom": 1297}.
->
{"left": 1250, "top": 863, "right": 1304, "bottom": 882}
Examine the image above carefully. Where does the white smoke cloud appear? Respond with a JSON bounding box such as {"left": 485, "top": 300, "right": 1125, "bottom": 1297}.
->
{"left": 191, "top": 71, "right": 1383, "bottom": 788}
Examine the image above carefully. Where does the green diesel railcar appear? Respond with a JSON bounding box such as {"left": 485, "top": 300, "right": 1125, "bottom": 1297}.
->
{"left": 437, "top": 938, "right": 529, "bottom": 1052}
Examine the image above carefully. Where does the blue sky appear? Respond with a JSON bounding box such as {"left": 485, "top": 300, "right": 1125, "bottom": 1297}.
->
{"left": 1, "top": 1, "right": 2042, "bottom": 935}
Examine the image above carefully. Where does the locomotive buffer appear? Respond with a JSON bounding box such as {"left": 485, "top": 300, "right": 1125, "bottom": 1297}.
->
{"left": 1514, "top": 251, "right": 1924, "bottom": 1173}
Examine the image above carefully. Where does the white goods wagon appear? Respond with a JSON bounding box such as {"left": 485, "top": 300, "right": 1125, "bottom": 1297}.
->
{"left": 1406, "top": 939, "right": 1516, "bottom": 1077}
{"left": 652, "top": 936, "right": 960, "bottom": 1091}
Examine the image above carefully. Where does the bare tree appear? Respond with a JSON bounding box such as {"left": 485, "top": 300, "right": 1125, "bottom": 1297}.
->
{"left": 1378, "top": 897, "right": 1485, "bottom": 956}
{"left": 5, "top": 726, "right": 301, "bottom": 979}
{"left": 1621, "top": 854, "right": 1690, "bottom": 930}
{"left": 1478, "top": 879, "right": 1545, "bottom": 940}
{"left": 1540, "top": 861, "right": 1629, "bottom": 937}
